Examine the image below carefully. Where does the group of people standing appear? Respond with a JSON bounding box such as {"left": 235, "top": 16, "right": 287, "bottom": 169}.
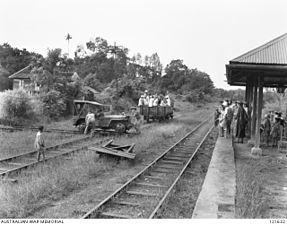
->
{"left": 214, "top": 99, "right": 286, "bottom": 147}
{"left": 138, "top": 90, "right": 171, "bottom": 107}
{"left": 214, "top": 100, "right": 248, "bottom": 143}
{"left": 261, "top": 111, "right": 285, "bottom": 147}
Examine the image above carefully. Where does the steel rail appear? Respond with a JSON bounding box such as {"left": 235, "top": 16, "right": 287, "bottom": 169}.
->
{"left": 148, "top": 125, "right": 214, "bottom": 218}
{"left": 0, "top": 136, "right": 103, "bottom": 177}
{"left": 82, "top": 117, "right": 212, "bottom": 219}
{"left": 0, "top": 126, "right": 81, "bottom": 134}
{"left": 0, "top": 136, "right": 90, "bottom": 163}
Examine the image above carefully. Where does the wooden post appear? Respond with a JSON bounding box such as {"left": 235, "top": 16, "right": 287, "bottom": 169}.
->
{"left": 251, "top": 76, "right": 263, "bottom": 155}
{"left": 251, "top": 80, "right": 258, "bottom": 140}
{"left": 245, "top": 82, "right": 250, "bottom": 103}
{"left": 246, "top": 79, "right": 252, "bottom": 138}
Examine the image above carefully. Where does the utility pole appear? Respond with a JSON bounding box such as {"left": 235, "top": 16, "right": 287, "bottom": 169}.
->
{"left": 65, "top": 33, "right": 72, "bottom": 58}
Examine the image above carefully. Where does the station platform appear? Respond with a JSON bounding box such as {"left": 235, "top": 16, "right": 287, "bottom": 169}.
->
{"left": 192, "top": 136, "right": 236, "bottom": 218}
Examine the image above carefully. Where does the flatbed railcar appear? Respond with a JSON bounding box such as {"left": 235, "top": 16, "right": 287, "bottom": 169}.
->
{"left": 139, "top": 105, "right": 173, "bottom": 123}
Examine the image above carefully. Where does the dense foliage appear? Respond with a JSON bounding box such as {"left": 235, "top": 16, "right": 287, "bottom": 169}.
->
{"left": 0, "top": 37, "right": 218, "bottom": 121}
{"left": 0, "top": 89, "right": 36, "bottom": 125}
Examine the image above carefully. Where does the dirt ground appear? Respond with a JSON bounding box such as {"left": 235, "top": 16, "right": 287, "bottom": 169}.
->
{"left": 234, "top": 141, "right": 287, "bottom": 218}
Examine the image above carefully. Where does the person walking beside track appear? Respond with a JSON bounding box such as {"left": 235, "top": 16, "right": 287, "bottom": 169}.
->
{"left": 34, "top": 126, "right": 45, "bottom": 162}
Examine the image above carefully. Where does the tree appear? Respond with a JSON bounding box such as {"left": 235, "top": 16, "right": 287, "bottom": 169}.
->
{"left": 0, "top": 43, "right": 42, "bottom": 90}
{"left": 157, "top": 59, "right": 214, "bottom": 97}
{"left": 65, "top": 33, "right": 72, "bottom": 57}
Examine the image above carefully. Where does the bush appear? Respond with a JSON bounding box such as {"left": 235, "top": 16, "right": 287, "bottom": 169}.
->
{"left": 39, "top": 90, "right": 66, "bottom": 119}
{"left": 0, "top": 89, "right": 35, "bottom": 124}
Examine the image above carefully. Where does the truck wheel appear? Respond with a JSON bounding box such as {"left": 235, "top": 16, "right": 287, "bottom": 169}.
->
{"left": 115, "top": 123, "right": 126, "bottom": 134}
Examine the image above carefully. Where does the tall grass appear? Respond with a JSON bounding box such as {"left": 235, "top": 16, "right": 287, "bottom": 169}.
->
{"left": 0, "top": 122, "right": 188, "bottom": 218}
{"left": 0, "top": 151, "right": 113, "bottom": 218}
{"left": 235, "top": 158, "right": 271, "bottom": 218}
{"left": 0, "top": 130, "right": 82, "bottom": 159}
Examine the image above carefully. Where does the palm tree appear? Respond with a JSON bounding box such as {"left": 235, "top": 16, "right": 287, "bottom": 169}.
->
{"left": 65, "top": 33, "right": 72, "bottom": 57}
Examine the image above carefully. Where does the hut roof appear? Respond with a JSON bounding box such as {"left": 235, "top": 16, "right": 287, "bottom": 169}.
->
{"left": 226, "top": 33, "right": 287, "bottom": 87}
{"left": 8, "top": 65, "right": 31, "bottom": 79}
{"left": 230, "top": 33, "right": 287, "bottom": 65}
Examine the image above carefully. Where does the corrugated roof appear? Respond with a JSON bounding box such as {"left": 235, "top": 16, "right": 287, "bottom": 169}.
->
{"left": 8, "top": 65, "right": 31, "bottom": 79}
{"left": 231, "top": 33, "right": 287, "bottom": 65}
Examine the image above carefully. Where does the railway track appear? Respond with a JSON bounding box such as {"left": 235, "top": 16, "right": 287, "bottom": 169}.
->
{"left": 82, "top": 118, "right": 214, "bottom": 219}
{"left": 0, "top": 135, "right": 108, "bottom": 177}
{"left": 0, "top": 126, "right": 81, "bottom": 134}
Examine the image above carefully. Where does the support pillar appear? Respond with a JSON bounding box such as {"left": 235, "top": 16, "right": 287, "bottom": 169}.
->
{"left": 251, "top": 76, "right": 263, "bottom": 156}
{"left": 247, "top": 80, "right": 254, "bottom": 138}
{"left": 248, "top": 78, "right": 257, "bottom": 146}
{"left": 245, "top": 82, "right": 250, "bottom": 103}
{"left": 245, "top": 80, "right": 252, "bottom": 138}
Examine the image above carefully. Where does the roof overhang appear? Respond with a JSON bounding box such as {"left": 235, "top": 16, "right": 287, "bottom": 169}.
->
{"left": 226, "top": 63, "right": 287, "bottom": 87}
{"left": 73, "top": 100, "right": 109, "bottom": 107}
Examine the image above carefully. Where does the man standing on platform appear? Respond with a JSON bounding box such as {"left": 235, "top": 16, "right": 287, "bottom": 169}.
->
{"left": 225, "top": 101, "right": 234, "bottom": 138}
{"left": 235, "top": 102, "right": 248, "bottom": 143}
{"left": 262, "top": 114, "right": 271, "bottom": 147}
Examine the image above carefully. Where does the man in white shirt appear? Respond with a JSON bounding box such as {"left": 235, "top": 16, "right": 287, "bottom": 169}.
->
{"left": 148, "top": 95, "right": 154, "bottom": 107}
{"left": 84, "top": 112, "right": 96, "bottom": 134}
{"left": 166, "top": 96, "right": 171, "bottom": 106}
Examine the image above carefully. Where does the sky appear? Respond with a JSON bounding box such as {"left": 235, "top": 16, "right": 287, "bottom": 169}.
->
{"left": 1, "top": 0, "right": 287, "bottom": 90}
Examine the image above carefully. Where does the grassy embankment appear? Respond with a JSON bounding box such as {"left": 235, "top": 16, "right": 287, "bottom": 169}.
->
{"left": 0, "top": 101, "right": 216, "bottom": 218}
{"left": 234, "top": 144, "right": 272, "bottom": 218}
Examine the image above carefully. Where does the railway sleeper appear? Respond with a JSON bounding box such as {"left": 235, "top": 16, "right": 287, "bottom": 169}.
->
{"left": 160, "top": 158, "right": 187, "bottom": 163}
{"left": 143, "top": 175, "right": 170, "bottom": 181}
{"left": 161, "top": 159, "right": 184, "bottom": 165}
{"left": 170, "top": 152, "right": 191, "bottom": 157}
{"left": 126, "top": 190, "right": 159, "bottom": 197}
{"left": 151, "top": 169, "right": 174, "bottom": 174}
{"left": 148, "top": 171, "right": 175, "bottom": 178}
{"left": 112, "top": 201, "right": 141, "bottom": 207}
{"left": 173, "top": 149, "right": 194, "bottom": 154}
{"left": 165, "top": 154, "right": 187, "bottom": 161}
{"left": 100, "top": 212, "right": 132, "bottom": 219}
{"left": 102, "top": 207, "right": 145, "bottom": 219}
{"left": 7, "top": 162, "right": 26, "bottom": 167}
{"left": 134, "top": 182, "right": 168, "bottom": 189}
{"left": 157, "top": 164, "right": 182, "bottom": 170}
{"left": 21, "top": 158, "right": 37, "bottom": 163}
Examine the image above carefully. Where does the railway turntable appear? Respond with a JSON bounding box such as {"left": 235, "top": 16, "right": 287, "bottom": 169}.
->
{"left": 89, "top": 140, "right": 136, "bottom": 159}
